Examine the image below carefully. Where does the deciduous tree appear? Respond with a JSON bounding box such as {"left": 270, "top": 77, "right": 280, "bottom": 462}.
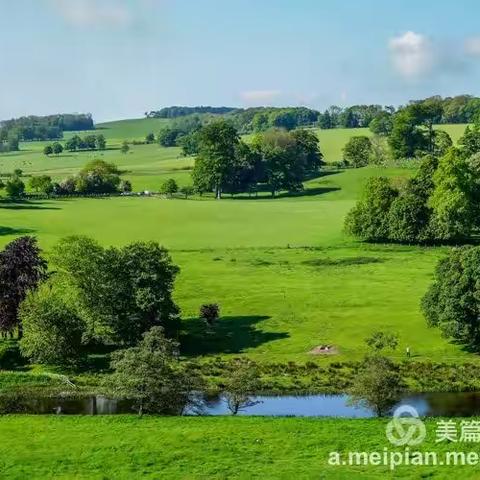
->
{"left": 0, "top": 237, "right": 47, "bottom": 337}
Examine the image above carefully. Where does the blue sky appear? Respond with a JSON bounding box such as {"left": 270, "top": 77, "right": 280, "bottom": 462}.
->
{"left": 2, "top": 0, "right": 480, "bottom": 122}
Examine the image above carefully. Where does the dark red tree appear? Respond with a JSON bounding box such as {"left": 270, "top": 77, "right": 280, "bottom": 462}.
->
{"left": 0, "top": 236, "right": 47, "bottom": 337}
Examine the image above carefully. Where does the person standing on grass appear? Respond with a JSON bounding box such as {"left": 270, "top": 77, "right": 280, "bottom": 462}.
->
{"left": 406, "top": 346, "right": 411, "bottom": 358}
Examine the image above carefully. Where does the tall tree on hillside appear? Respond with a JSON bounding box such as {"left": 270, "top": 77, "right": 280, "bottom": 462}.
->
{"left": 192, "top": 120, "right": 240, "bottom": 199}
{"left": 428, "top": 148, "right": 476, "bottom": 241}
{"left": 409, "top": 99, "right": 443, "bottom": 153}
{"left": 291, "top": 129, "right": 323, "bottom": 172}
{"left": 388, "top": 109, "right": 426, "bottom": 159}
{"left": 0, "top": 237, "right": 47, "bottom": 337}
{"left": 369, "top": 111, "right": 393, "bottom": 136}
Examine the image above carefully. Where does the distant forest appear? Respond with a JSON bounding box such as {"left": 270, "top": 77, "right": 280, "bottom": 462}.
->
{"left": 0, "top": 113, "right": 94, "bottom": 144}
{"left": 146, "top": 106, "right": 238, "bottom": 118}
{"left": 147, "top": 95, "right": 480, "bottom": 134}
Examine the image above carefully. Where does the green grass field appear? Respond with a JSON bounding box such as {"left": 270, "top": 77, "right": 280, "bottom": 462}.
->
{"left": 0, "top": 164, "right": 463, "bottom": 363}
{"left": 0, "top": 415, "right": 478, "bottom": 479}
{"left": 0, "top": 122, "right": 475, "bottom": 364}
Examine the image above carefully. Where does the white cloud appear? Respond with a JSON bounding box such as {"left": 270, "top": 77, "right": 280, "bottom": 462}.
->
{"left": 465, "top": 37, "right": 480, "bottom": 57}
{"left": 240, "top": 90, "right": 282, "bottom": 103}
{"left": 388, "top": 31, "right": 434, "bottom": 79}
{"left": 50, "top": 0, "right": 133, "bottom": 28}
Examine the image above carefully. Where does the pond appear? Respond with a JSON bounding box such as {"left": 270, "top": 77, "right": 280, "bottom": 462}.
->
{"left": 3, "top": 392, "right": 480, "bottom": 417}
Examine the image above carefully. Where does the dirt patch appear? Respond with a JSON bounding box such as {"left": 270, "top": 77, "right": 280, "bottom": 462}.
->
{"left": 309, "top": 345, "right": 339, "bottom": 355}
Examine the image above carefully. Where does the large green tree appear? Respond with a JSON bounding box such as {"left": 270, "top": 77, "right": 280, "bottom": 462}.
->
{"left": 344, "top": 177, "right": 398, "bottom": 241}
{"left": 52, "top": 236, "right": 180, "bottom": 344}
{"left": 192, "top": 120, "right": 240, "bottom": 199}
{"left": 74, "top": 160, "right": 121, "bottom": 194}
{"left": 252, "top": 129, "right": 307, "bottom": 197}
{"left": 428, "top": 148, "right": 476, "bottom": 241}
{"left": 388, "top": 109, "right": 426, "bottom": 159}
{"left": 422, "top": 246, "right": 480, "bottom": 346}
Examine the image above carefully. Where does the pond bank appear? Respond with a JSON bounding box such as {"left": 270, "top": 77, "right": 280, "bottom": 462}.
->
{"left": 4, "top": 391, "right": 480, "bottom": 417}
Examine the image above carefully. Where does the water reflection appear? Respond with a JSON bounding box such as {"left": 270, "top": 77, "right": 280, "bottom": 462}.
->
{"left": 2, "top": 392, "right": 480, "bottom": 417}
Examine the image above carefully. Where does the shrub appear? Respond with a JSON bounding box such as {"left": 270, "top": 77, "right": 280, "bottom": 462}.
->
{"left": 107, "top": 327, "right": 203, "bottom": 415}
{"left": 200, "top": 303, "right": 220, "bottom": 326}
{"left": 342, "top": 136, "right": 372, "bottom": 167}
{"left": 5, "top": 176, "right": 25, "bottom": 199}
{"left": 160, "top": 178, "right": 178, "bottom": 197}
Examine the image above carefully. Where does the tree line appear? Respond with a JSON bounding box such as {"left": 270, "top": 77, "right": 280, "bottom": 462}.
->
{"left": 146, "top": 106, "right": 237, "bottom": 118}
{"left": 0, "top": 113, "right": 94, "bottom": 143}
{"left": 345, "top": 124, "right": 480, "bottom": 243}
{"left": 43, "top": 134, "right": 107, "bottom": 155}
{"left": 149, "top": 95, "right": 480, "bottom": 140}
{"left": 2, "top": 160, "right": 131, "bottom": 198}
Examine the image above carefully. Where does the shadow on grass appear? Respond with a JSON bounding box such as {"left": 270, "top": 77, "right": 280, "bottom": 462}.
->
{"left": 79, "top": 343, "right": 121, "bottom": 373}
{"left": 0, "top": 200, "right": 60, "bottom": 211}
{"left": 455, "top": 340, "right": 480, "bottom": 355}
{"left": 0, "top": 226, "right": 36, "bottom": 236}
{"left": 222, "top": 186, "right": 341, "bottom": 201}
{"left": 180, "top": 315, "right": 288, "bottom": 356}
{"left": 302, "top": 256, "right": 384, "bottom": 267}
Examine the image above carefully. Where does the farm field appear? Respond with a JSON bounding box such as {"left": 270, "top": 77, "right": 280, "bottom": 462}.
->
{"left": 0, "top": 415, "right": 477, "bottom": 479}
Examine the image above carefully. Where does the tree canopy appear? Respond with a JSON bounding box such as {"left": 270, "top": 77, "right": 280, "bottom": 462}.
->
{"left": 422, "top": 246, "right": 480, "bottom": 347}
{"left": 51, "top": 236, "right": 180, "bottom": 343}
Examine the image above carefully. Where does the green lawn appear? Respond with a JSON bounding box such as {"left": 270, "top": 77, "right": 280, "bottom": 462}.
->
{"left": 0, "top": 121, "right": 475, "bottom": 365}
{"left": 0, "top": 415, "right": 478, "bottom": 479}
{"left": 0, "top": 165, "right": 466, "bottom": 363}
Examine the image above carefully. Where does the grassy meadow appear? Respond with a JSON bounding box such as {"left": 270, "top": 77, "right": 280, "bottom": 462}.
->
{"left": 0, "top": 119, "right": 476, "bottom": 479}
{"left": 0, "top": 121, "right": 473, "bottom": 363}
{"left": 0, "top": 415, "right": 478, "bottom": 479}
